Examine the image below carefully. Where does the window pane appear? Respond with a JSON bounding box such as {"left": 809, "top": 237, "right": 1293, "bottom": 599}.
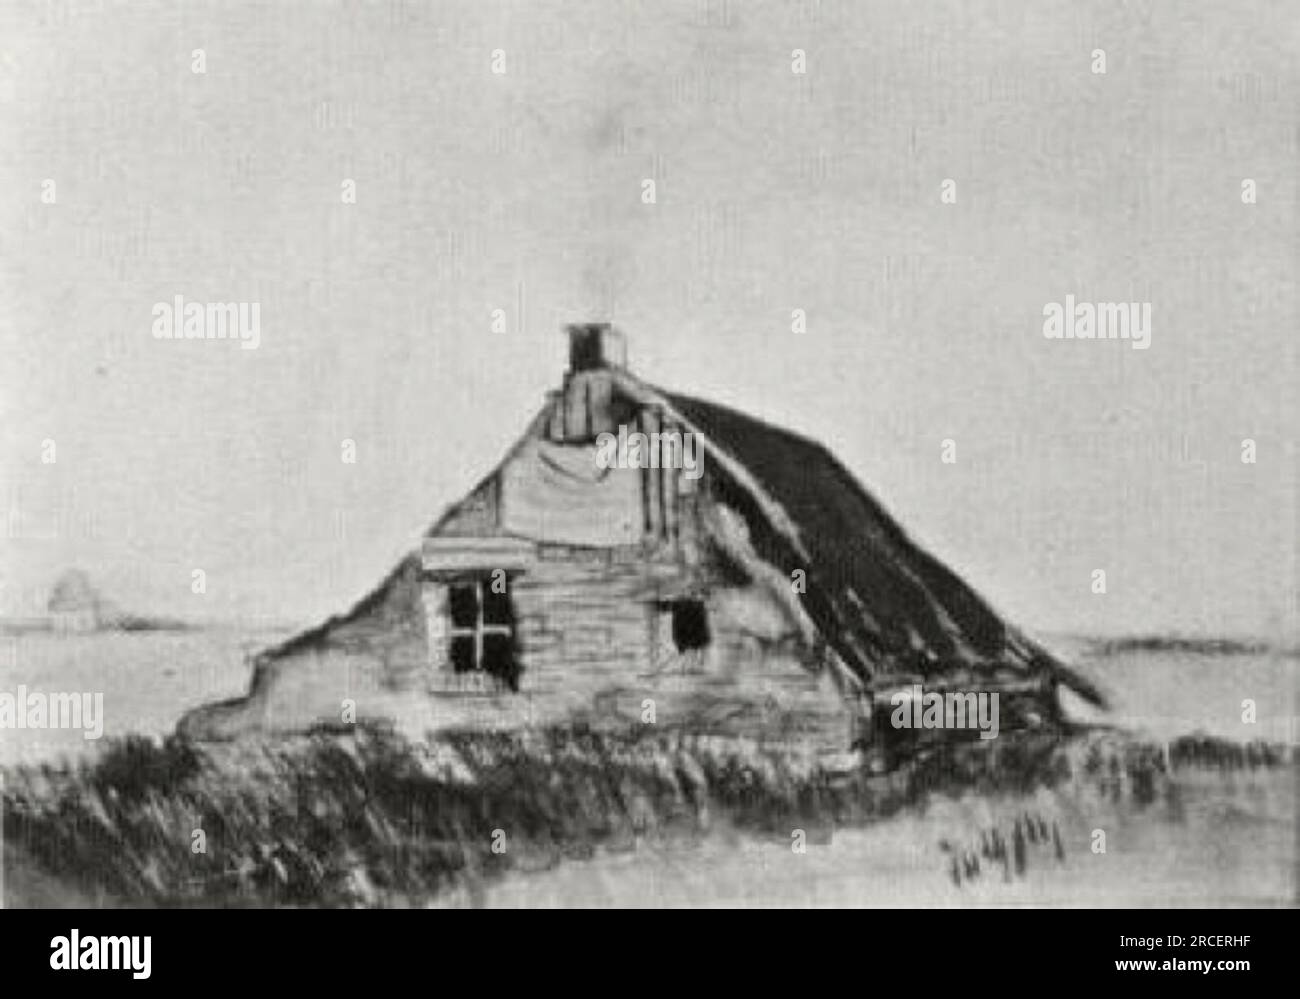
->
{"left": 672, "top": 599, "right": 710, "bottom": 651}
{"left": 450, "top": 635, "right": 476, "bottom": 673}
{"left": 481, "top": 578, "right": 513, "bottom": 625}
{"left": 449, "top": 584, "right": 478, "bottom": 628}
{"left": 482, "top": 633, "right": 517, "bottom": 690}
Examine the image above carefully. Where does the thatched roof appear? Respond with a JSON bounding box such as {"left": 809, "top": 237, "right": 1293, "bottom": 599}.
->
{"left": 646, "top": 380, "right": 1104, "bottom": 706}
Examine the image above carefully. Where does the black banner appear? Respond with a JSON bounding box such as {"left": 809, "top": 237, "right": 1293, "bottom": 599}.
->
{"left": 0, "top": 907, "right": 1289, "bottom": 988}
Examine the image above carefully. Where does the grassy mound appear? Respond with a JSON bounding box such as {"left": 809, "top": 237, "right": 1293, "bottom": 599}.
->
{"left": 2, "top": 724, "right": 1289, "bottom": 907}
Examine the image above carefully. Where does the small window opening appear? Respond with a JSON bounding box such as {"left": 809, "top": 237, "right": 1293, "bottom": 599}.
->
{"left": 670, "top": 598, "right": 710, "bottom": 652}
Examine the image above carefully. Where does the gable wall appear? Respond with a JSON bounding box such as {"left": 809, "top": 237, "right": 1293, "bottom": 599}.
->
{"left": 414, "top": 382, "right": 853, "bottom": 745}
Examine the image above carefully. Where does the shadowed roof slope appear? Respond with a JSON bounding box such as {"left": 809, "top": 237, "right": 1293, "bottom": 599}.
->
{"left": 660, "top": 387, "right": 1104, "bottom": 706}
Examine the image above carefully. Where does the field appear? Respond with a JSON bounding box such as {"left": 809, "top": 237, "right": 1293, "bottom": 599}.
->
{"left": 0, "top": 625, "right": 286, "bottom": 768}
{"left": 1, "top": 627, "right": 1295, "bottom": 907}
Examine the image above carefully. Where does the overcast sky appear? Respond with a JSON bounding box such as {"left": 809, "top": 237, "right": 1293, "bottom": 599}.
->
{"left": 1, "top": 0, "right": 1295, "bottom": 640}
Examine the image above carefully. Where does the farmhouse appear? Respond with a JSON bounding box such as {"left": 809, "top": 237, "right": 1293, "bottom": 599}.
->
{"left": 179, "top": 325, "right": 1103, "bottom": 748}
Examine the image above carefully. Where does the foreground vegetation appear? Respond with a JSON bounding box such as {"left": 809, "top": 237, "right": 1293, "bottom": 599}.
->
{"left": 1, "top": 723, "right": 1289, "bottom": 907}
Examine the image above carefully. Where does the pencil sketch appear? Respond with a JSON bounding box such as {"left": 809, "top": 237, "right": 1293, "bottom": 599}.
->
{"left": 1, "top": 0, "right": 1294, "bottom": 908}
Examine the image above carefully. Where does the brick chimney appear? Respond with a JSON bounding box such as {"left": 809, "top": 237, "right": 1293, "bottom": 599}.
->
{"left": 567, "top": 323, "right": 627, "bottom": 373}
{"left": 550, "top": 324, "right": 628, "bottom": 442}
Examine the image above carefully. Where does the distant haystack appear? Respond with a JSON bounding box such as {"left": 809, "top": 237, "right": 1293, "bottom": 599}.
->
{"left": 40, "top": 571, "right": 188, "bottom": 636}
{"left": 47, "top": 569, "right": 103, "bottom": 634}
